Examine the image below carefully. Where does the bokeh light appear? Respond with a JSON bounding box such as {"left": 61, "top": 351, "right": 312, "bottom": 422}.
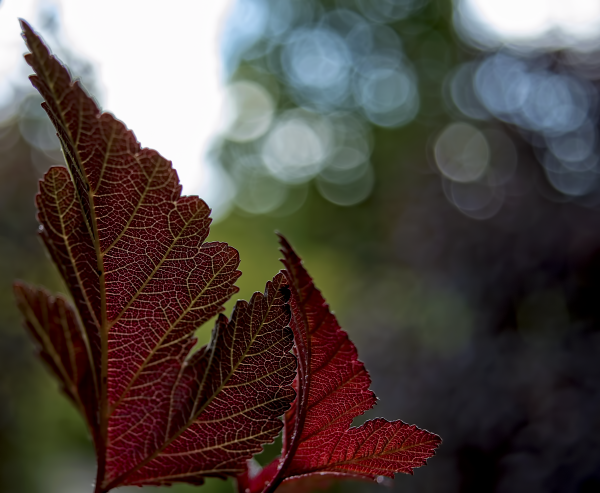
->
{"left": 316, "top": 164, "right": 374, "bottom": 206}
{"left": 355, "top": 56, "right": 420, "bottom": 127}
{"left": 444, "top": 10, "right": 600, "bottom": 204}
{"left": 221, "top": 80, "right": 275, "bottom": 142}
{"left": 435, "top": 122, "right": 490, "bottom": 183}
{"left": 217, "top": 0, "right": 424, "bottom": 212}
{"left": 282, "top": 26, "right": 352, "bottom": 110}
{"left": 18, "top": 96, "right": 61, "bottom": 152}
{"left": 262, "top": 109, "right": 333, "bottom": 184}
{"left": 231, "top": 155, "right": 288, "bottom": 214}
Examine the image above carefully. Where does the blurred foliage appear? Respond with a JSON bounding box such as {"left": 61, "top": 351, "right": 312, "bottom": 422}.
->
{"left": 4, "top": 0, "right": 600, "bottom": 492}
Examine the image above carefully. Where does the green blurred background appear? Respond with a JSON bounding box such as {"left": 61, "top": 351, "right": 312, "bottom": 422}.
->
{"left": 3, "top": 0, "right": 600, "bottom": 492}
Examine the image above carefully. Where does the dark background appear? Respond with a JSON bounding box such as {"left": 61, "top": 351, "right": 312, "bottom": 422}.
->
{"left": 2, "top": 1, "right": 600, "bottom": 492}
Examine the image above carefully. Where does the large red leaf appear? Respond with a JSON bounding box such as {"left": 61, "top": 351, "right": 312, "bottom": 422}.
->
{"left": 238, "top": 235, "right": 441, "bottom": 492}
{"left": 15, "top": 21, "right": 296, "bottom": 492}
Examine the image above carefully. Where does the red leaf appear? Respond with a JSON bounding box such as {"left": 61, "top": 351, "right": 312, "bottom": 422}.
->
{"left": 14, "top": 283, "right": 98, "bottom": 439}
{"left": 15, "top": 21, "right": 296, "bottom": 492}
{"left": 238, "top": 235, "right": 441, "bottom": 492}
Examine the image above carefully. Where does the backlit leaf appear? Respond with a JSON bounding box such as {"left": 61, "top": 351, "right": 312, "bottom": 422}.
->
{"left": 237, "top": 235, "right": 441, "bottom": 492}
{"left": 14, "top": 283, "right": 99, "bottom": 441}
{"left": 15, "top": 21, "right": 296, "bottom": 492}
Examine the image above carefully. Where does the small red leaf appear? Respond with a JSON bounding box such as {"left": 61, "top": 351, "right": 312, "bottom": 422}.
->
{"left": 15, "top": 21, "right": 297, "bottom": 492}
{"left": 13, "top": 283, "right": 99, "bottom": 441}
{"left": 239, "top": 235, "right": 441, "bottom": 492}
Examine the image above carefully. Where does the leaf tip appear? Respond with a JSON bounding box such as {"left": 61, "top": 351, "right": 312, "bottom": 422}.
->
{"left": 18, "top": 18, "right": 32, "bottom": 33}
{"left": 275, "top": 231, "right": 289, "bottom": 248}
{"left": 12, "top": 282, "right": 25, "bottom": 305}
{"left": 12, "top": 280, "right": 37, "bottom": 304}
{"left": 19, "top": 18, "right": 38, "bottom": 48}
{"left": 276, "top": 233, "right": 299, "bottom": 266}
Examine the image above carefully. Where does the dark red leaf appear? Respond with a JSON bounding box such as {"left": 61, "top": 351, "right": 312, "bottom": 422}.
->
{"left": 15, "top": 21, "right": 296, "bottom": 492}
{"left": 13, "top": 283, "right": 98, "bottom": 439}
{"left": 238, "top": 235, "right": 441, "bottom": 492}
